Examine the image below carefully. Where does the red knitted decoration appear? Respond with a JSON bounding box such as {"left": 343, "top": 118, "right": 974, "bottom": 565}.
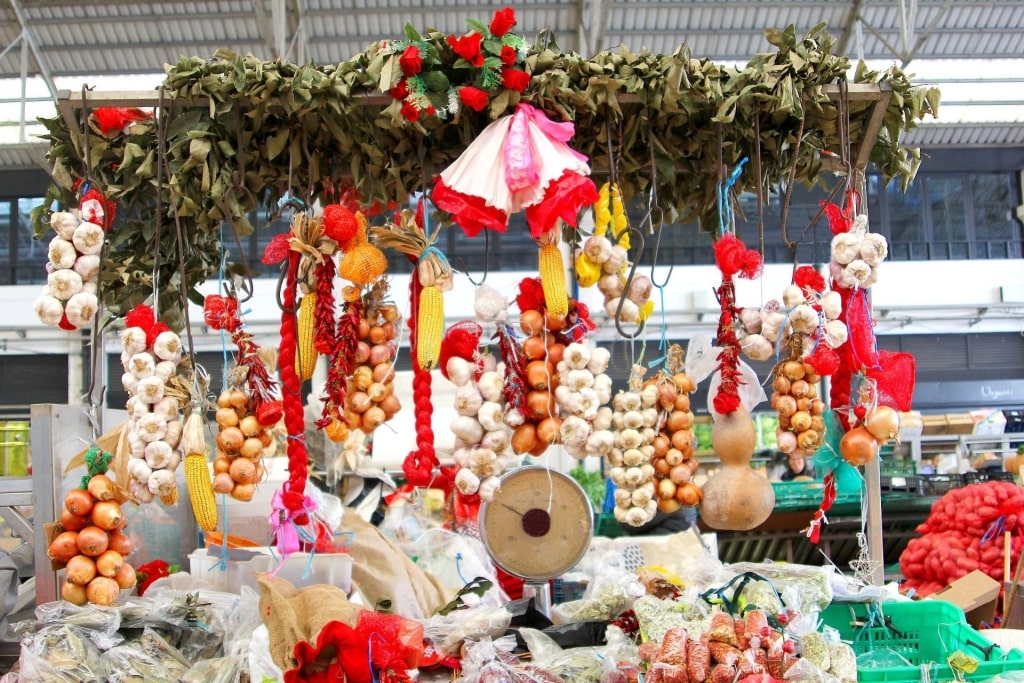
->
{"left": 146, "top": 322, "right": 170, "bottom": 347}
{"left": 515, "top": 277, "right": 545, "bottom": 313}
{"left": 402, "top": 264, "right": 440, "bottom": 487}
{"left": 279, "top": 253, "right": 310, "bottom": 524}
{"left": 713, "top": 233, "right": 762, "bottom": 280}
{"left": 793, "top": 265, "right": 826, "bottom": 295}
{"left": 125, "top": 304, "right": 156, "bottom": 332}
{"left": 313, "top": 258, "right": 337, "bottom": 355}
{"left": 438, "top": 322, "right": 483, "bottom": 381}
{"left": 323, "top": 204, "right": 359, "bottom": 244}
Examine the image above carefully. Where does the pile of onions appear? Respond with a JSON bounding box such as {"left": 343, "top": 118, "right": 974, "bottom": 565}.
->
{"left": 212, "top": 388, "right": 273, "bottom": 502}
{"left": 841, "top": 404, "right": 900, "bottom": 466}
{"left": 770, "top": 361, "right": 828, "bottom": 458}
{"left": 649, "top": 368, "right": 703, "bottom": 512}
{"left": 345, "top": 302, "right": 401, "bottom": 434}
{"left": 49, "top": 475, "right": 136, "bottom": 606}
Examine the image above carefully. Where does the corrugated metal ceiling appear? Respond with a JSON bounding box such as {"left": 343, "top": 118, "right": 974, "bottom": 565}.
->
{"left": 0, "top": 0, "right": 1021, "bottom": 164}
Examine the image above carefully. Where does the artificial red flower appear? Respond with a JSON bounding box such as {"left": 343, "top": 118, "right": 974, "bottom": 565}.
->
{"left": 136, "top": 559, "right": 173, "bottom": 596}
{"left": 501, "top": 67, "right": 531, "bottom": 92}
{"left": 400, "top": 101, "right": 421, "bottom": 122}
{"left": 458, "top": 86, "right": 490, "bottom": 112}
{"left": 447, "top": 32, "right": 484, "bottom": 67}
{"left": 500, "top": 45, "right": 518, "bottom": 65}
{"left": 490, "top": 7, "right": 517, "bottom": 36}
{"left": 389, "top": 78, "right": 409, "bottom": 100}
{"left": 399, "top": 46, "right": 422, "bottom": 76}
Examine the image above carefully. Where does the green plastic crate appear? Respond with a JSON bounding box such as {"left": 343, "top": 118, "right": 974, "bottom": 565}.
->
{"left": 771, "top": 480, "right": 862, "bottom": 511}
{"left": 822, "top": 600, "right": 1024, "bottom": 682}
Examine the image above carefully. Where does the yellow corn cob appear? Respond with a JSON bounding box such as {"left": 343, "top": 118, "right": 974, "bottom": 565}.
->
{"left": 296, "top": 293, "right": 318, "bottom": 381}
{"left": 539, "top": 242, "right": 568, "bottom": 319}
{"left": 417, "top": 284, "right": 444, "bottom": 370}
{"left": 185, "top": 452, "right": 218, "bottom": 531}
{"left": 160, "top": 485, "right": 178, "bottom": 506}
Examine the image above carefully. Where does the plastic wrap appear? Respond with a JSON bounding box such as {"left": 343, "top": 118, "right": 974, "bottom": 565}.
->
{"left": 456, "top": 636, "right": 565, "bottom": 683}
{"left": 826, "top": 642, "right": 856, "bottom": 683}
{"left": 781, "top": 657, "right": 838, "bottom": 683}
{"left": 720, "top": 563, "right": 833, "bottom": 613}
{"left": 247, "top": 624, "right": 284, "bottom": 683}
{"left": 181, "top": 656, "right": 243, "bottom": 683}
{"left": 100, "top": 628, "right": 192, "bottom": 683}
{"left": 15, "top": 623, "right": 106, "bottom": 682}
{"left": 519, "top": 627, "right": 603, "bottom": 683}
{"left": 422, "top": 603, "right": 513, "bottom": 656}
{"left": 551, "top": 553, "right": 645, "bottom": 624}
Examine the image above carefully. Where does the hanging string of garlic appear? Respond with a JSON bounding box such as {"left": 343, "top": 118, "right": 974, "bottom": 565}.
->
{"left": 34, "top": 209, "right": 103, "bottom": 331}
{"left": 552, "top": 342, "right": 614, "bottom": 460}
{"left": 606, "top": 366, "right": 660, "bottom": 527}
{"left": 829, "top": 214, "right": 888, "bottom": 290}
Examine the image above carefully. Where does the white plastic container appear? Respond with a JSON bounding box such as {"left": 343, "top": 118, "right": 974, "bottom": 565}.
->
{"left": 188, "top": 546, "right": 353, "bottom": 594}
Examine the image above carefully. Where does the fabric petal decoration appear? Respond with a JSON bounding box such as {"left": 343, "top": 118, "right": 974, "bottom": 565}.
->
{"left": 432, "top": 177, "right": 509, "bottom": 237}
{"left": 524, "top": 170, "right": 599, "bottom": 237}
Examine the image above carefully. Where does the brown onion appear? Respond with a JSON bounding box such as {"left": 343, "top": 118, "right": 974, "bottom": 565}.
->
{"left": 664, "top": 448, "right": 684, "bottom": 467}
{"left": 652, "top": 434, "right": 670, "bottom": 457}
{"left": 61, "top": 580, "right": 88, "bottom": 605}
{"left": 357, "top": 318, "right": 371, "bottom": 339}
{"left": 674, "top": 394, "right": 691, "bottom": 412}
{"left": 60, "top": 507, "right": 89, "bottom": 532}
{"left": 86, "top": 576, "right": 120, "bottom": 606}
{"left": 49, "top": 531, "right": 80, "bottom": 563}
{"left": 669, "top": 464, "right": 692, "bottom": 485}
{"left": 658, "top": 496, "right": 682, "bottom": 514}
{"left": 352, "top": 366, "right": 374, "bottom": 391}
{"left": 361, "top": 406, "right": 386, "bottom": 432}
{"left": 216, "top": 407, "right": 240, "bottom": 428}
{"left": 675, "top": 482, "right": 702, "bottom": 506}
{"left": 368, "top": 343, "right": 395, "bottom": 366}
{"left": 546, "top": 343, "right": 565, "bottom": 366}
{"left": 526, "top": 360, "right": 552, "bottom": 391}
{"left": 349, "top": 391, "right": 372, "bottom": 413}
{"left": 229, "top": 457, "right": 257, "bottom": 484}
{"left": 536, "top": 416, "right": 562, "bottom": 445}
{"left": 670, "top": 430, "right": 694, "bottom": 453}
{"left": 65, "top": 489, "right": 94, "bottom": 517}
{"left": 107, "top": 530, "right": 133, "bottom": 557}
{"left": 520, "top": 309, "right": 545, "bottom": 336}
{"left": 525, "top": 390, "right": 555, "bottom": 420}
{"left": 522, "top": 335, "right": 547, "bottom": 361}
{"left": 87, "top": 475, "right": 115, "bottom": 502}
{"left": 353, "top": 342, "right": 371, "bottom": 365}
{"left": 77, "top": 526, "right": 109, "bottom": 557}
{"left": 797, "top": 429, "right": 820, "bottom": 450}
{"left": 113, "top": 562, "right": 137, "bottom": 590}
{"left": 511, "top": 423, "right": 538, "bottom": 454}
{"left": 775, "top": 395, "right": 798, "bottom": 417}
{"left": 217, "top": 391, "right": 233, "bottom": 408}
{"left": 790, "top": 411, "right": 812, "bottom": 433}
{"left": 228, "top": 389, "right": 249, "bottom": 409}
{"left": 790, "top": 380, "right": 809, "bottom": 398}
{"left": 95, "top": 549, "right": 123, "bottom": 578}
{"left": 379, "top": 393, "right": 402, "bottom": 418}
{"left": 672, "top": 372, "right": 696, "bottom": 393}
{"left": 372, "top": 362, "right": 395, "bottom": 383}
{"left": 865, "top": 405, "right": 900, "bottom": 443}
{"left": 91, "top": 501, "right": 123, "bottom": 531}
{"left": 239, "top": 415, "right": 261, "bottom": 437}
{"left": 658, "top": 383, "right": 679, "bottom": 410}
{"left": 230, "top": 482, "right": 255, "bottom": 502}
{"left": 666, "top": 410, "right": 694, "bottom": 432}
{"left": 782, "top": 361, "right": 806, "bottom": 381}
{"left": 840, "top": 427, "right": 880, "bottom": 466}
{"left": 657, "top": 478, "right": 677, "bottom": 500}
{"left": 653, "top": 458, "right": 672, "bottom": 476}
{"left": 773, "top": 375, "right": 792, "bottom": 394}
{"left": 240, "top": 437, "right": 264, "bottom": 459}
{"left": 66, "top": 554, "right": 97, "bottom": 585}
{"left": 368, "top": 326, "right": 387, "bottom": 345}
{"left": 217, "top": 426, "right": 244, "bottom": 454}
{"left": 213, "top": 472, "right": 235, "bottom": 494}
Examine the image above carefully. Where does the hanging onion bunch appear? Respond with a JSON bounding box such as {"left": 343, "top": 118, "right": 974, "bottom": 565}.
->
{"left": 211, "top": 385, "right": 275, "bottom": 501}
{"left": 575, "top": 183, "right": 655, "bottom": 325}
{"left": 647, "top": 345, "right": 703, "bottom": 511}
{"left": 606, "top": 367, "right": 660, "bottom": 527}
{"left": 829, "top": 214, "right": 888, "bottom": 290}
{"left": 34, "top": 205, "right": 106, "bottom": 331}
{"left": 120, "top": 305, "right": 186, "bottom": 506}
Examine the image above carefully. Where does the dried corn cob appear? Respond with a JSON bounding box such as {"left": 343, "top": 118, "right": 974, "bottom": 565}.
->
{"left": 296, "top": 292, "right": 318, "bottom": 380}
{"left": 539, "top": 230, "right": 568, "bottom": 319}
{"left": 417, "top": 284, "right": 444, "bottom": 370}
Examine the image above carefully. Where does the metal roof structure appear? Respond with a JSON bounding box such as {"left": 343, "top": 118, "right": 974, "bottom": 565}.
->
{"left": 1, "top": 0, "right": 1022, "bottom": 168}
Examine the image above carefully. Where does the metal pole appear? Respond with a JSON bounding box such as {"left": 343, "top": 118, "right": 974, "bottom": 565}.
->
{"left": 18, "top": 36, "right": 28, "bottom": 143}
{"left": 864, "top": 456, "right": 885, "bottom": 585}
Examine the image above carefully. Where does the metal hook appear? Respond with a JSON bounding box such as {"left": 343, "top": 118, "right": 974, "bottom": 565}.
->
{"left": 614, "top": 227, "right": 647, "bottom": 340}
{"left": 275, "top": 260, "right": 297, "bottom": 314}
{"left": 456, "top": 229, "right": 490, "bottom": 286}
{"left": 645, "top": 132, "right": 672, "bottom": 288}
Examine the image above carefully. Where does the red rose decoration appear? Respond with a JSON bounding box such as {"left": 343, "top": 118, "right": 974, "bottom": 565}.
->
{"left": 500, "top": 45, "right": 518, "bottom": 66}
{"left": 399, "top": 46, "right": 422, "bottom": 76}
{"left": 501, "top": 67, "right": 531, "bottom": 92}
{"left": 389, "top": 78, "right": 409, "bottom": 100}
{"left": 400, "top": 101, "right": 420, "bottom": 122}
{"left": 447, "top": 32, "right": 484, "bottom": 67}
{"left": 490, "top": 7, "right": 516, "bottom": 36}
{"left": 458, "top": 86, "right": 490, "bottom": 112}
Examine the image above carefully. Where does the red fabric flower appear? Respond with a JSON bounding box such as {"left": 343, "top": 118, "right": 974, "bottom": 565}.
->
{"left": 458, "top": 86, "right": 490, "bottom": 112}
{"left": 432, "top": 176, "right": 509, "bottom": 236}
{"left": 523, "top": 171, "right": 599, "bottom": 237}
{"left": 400, "top": 101, "right": 421, "bottom": 122}
{"left": 713, "top": 391, "right": 741, "bottom": 417}
{"left": 447, "top": 33, "right": 484, "bottom": 67}
{"left": 516, "top": 277, "right": 546, "bottom": 313}
{"left": 501, "top": 67, "right": 531, "bottom": 92}
{"left": 794, "top": 265, "right": 826, "bottom": 294}
{"left": 500, "top": 45, "right": 518, "bottom": 65}
{"left": 399, "top": 46, "right": 422, "bottom": 76}
{"left": 389, "top": 78, "right": 409, "bottom": 100}
{"left": 286, "top": 620, "right": 372, "bottom": 683}
{"left": 136, "top": 559, "right": 172, "bottom": 596}
{"left": 490, "top": 7, "right": 517, "bottom": 36}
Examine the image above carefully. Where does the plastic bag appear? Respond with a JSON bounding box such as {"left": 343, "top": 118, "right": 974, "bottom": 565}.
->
{"left": 456, "top": 636, "right": 564, "bottom": 683}
{"left": 100, "top": 628, "right": 192, "bottom": 683}
{"left": 827, "top": 642, "right": 856, "bottom": 683}
{"left": 181, "top": 656, "right": 242, "bottom": 683}
{"left": 409, "top": 529, "right": 507, "bottom": 605}
{"left": 223, "top": 585, "right": 262, "bottom": 662}
{"left": 16, "top": 623, "right": 106, "bottom": 682}
{"left": 247, "top": 624, "right": 284, "bottom": 683}
{"left": 706, "top": 360, "right": 767, "bottom": 419}
{"left": 719, "top": 563, "right": 834, "bottom": 613}
{"left": 551, "top": 552, "right": 644, "bottom": 624}
{"left": 782, "top": 657, "right": 839, "bottom": 683}
{"left": 21, "top": 601, "right": 122, "bottom": 650}
{"left": 600, "top": 626, "right": 642, "bottom": 683}
{"left": 422, "top": 602, "right": 513, "bottom": 656}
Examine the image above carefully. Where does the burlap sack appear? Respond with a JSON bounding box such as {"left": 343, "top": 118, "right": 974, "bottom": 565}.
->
{"left": 342, "top": 508, "right": 453, "bottom": 619}
{"left": 257, "top": 573, "right": 361, "bottom": 673}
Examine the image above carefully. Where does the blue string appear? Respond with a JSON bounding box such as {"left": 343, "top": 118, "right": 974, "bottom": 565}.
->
{"left": 216, "top": 494, "right": 229, "bottom": 570}
{"left": 218, "top": 225, "right": 229, "bottom": 392}
{"left": 980, "top": 515, "right": 1007, "bottom": 546}
{"left": 773, "top": 309, "right": 796, "bottom": 363}
{"left": 646, "top": 285, "right": 669, "bottom": 369}
{"left": 455, "top": 552, "right": 468, "bottom": 585}
{"left": 716, "top": 157, "right": 749, "bottom": 235}
{"left": 367, "top": 632, "right": 387, "bottom": 683}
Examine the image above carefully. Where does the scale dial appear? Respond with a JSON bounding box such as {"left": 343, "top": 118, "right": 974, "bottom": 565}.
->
{"left": 479, "top": 466, "right": 593, "bottom": 581}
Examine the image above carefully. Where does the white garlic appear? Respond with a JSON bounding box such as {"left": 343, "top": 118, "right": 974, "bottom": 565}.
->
{"left": 782, "top": 284, "right": 805, "bottom": 308}
{"left": 618, "top": 392, "right": 642, "bottom": 412}
{"left": 640, "top": 384, "right": 660, "bottom": 409}
{"left": 455, "top": 468, "right": 482, "bottom": 496}
{"left": 137, "top": 376, "right": 166, "bottom": 404}
{"left": 473, "top": 284, "right": 509, "bottom": 323}
{"left": 450, "top": 415, "right": 484, "bottom": 444}
{"left": 64, "top": 291, "right": 98, "bottom": 328}
{"left": 625, "top": 506, "right": 650, "bottom": 527}
{"left": 72, "top": 254, "right": 101, "bottom": 282}
{"left": 147, "top": 468, "right": 176, "bottom": 496}
{"left": 789, "top": 304, "right": 820, "bottom": 335}
{"left": 481, "top": 429, "right": 510, "bottom": 454}
{"left": 585, "top": 429, "right": 614, "bottom": 455}
{"left": 163, "top": 419, "right": 183, "bottom": 450}
{"left": 760, "top": 311, "right": 786, "bottom": 343}
{"left": 739, "top": 307, "right": 763, "bottom": 334}
{"left": 136, "top": 413, "right": 168, "bottom": 443}
{"left": 144, "top": 440, "right": 175, "bottom": 469}
{"left": 622, "top": 448, "right": 644, "bottom": 467}
{"left": 47, "top": 269, "right": 83, "bottom": 301}
{"left": 121, "top": 372, "right": 140, "bottom": 395}
{"left": 128, "top": 352, "right": 156, "bottom": 380}
{"left": 33, "top": 294, "right": 65, "bottom": 326}
{"left": 583, "top": 235, "right": 613, "bottom": 264}
{"left": 859, "top": 233, "right": 888, "bottom": 267}
{"left": 50, "top": 211, "right": 79, "bottom": 240}
{"left": 121, "top": 327, "right": 148, "bottom": 355}
{"left": 72, "top": 222, "right": 105, "bottom": 256}
{"left": 505, "top": 408, "right": 525, "bottom": 428}
{"left": 825, "top": 319, "right": 849, "bottom": 348}
{"left": 613, "top": 505, "right": 628, "bottom": 524}
{"left": 607, "top": 297, "right": 639, "bottom": 323}
{"left": 641, "top": 408, "right": 659, "bottom": 429}
{"left": 477, "top": 402, "right": 505, "bottom": 432}
{"left": 627, "top": 275, "right": 653, "bottom": 304}
{"left": 565, "top": 369, "right": 595, "bottom": 392}
{"left": 151, "top": 396, "right": 179, "bottom": 421}
{"left": 741, "top": 333, "right": 774, "bottom": 361}
{"left": 130, "top": 478, "right": 155, "bottom": 504}
{"left": 602, "top": 245, "right": 628, "bottom": 274}
{"left": 840, "top": 259, "right": 872, "bottom": 289}
{"left": 614, "top": 488, "right": 632, "bottom": 508}
{"left": 559, "top": 416, "right": 591, "bottom": 447}
{"left": 624, "top": 467, "right": 645, "bottom": 488}
{"left": 477, "top": 371, "right": 504, "bottom": 402}
{"left": 48, "top": 237, "right": 77, "bottom": 269}
{"left": 454, "top": 383, "right": 484, "bottom": 417}
{"left": 863, "top": 263, "right": 880, "bottom": 287}
{"left": 609, "top": 466, "right": 627, "bottom": 486}
{"left": 445, "top": 357, "right": 474, "bottom": 387}
{"left": 593, "top": 374, "right": 613, "bottom": 405}
{"left": 631, "top": 486, "right": 653, "bottom": 508}
{"left": 467, "top": 448, "right": 500, "bottom": 478}
{"left": 478, "top": 476, "right": 501, "bottom": 502}
{"left": 597, "top": 273, "right": 625, "bottom": 298}
{"left": 154, "top": 360, "right": 177, "bottom": 383}
{"left": 586, "top": 347, "right": 611, "bottom": 375}
{"left": 153, "top": 330, "right": 183, "bottom": 362}
{"left": 592, "top": 406, "right": 613, "bottom": 431}
{"left": 127, "top": 458, "right": 153, "bottom": 483}
{"left": 622, "top": 411, "right": 644, "bottom": 431}
{"left": 563, "top": 343, "right": 591, "bottom": 370}
{"left": 820, "top": 291, "right": 842, "bottom": 320}
{"left": 831, "top": 233, "right": 861, "bottom": 265}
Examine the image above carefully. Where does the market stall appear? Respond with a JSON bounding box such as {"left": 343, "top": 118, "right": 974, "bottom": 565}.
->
{"left": 12, "top": 6, "right": 1024, "bottom": 682}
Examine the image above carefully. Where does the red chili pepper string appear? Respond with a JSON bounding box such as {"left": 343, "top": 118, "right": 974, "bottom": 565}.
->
{"left": 402, "top": 263, "right": 439, "bottom": 487}
{"left": 313, "top": 258, "right": 337, "bottom": 355}
{"left": 317, "top": 299, "right": 362, "bottom": 429}
{"left": 713, "top": 278, "right": 743, "bottom": 416}
{"left": 803, "top": 471, "right": 838, "bottom": 543}
{"left": 279, "top": 253, "right": 310, "bottom": 522}
{"left": 494, "top": 323, "right": 528, "bottom": 414}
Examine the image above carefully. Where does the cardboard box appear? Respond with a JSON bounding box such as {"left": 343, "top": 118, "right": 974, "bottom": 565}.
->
{"left": 946, "top": 413, "right": 976, "bottom": 435}
{"left": 922, "top": 415, "right": 948, "bottom": 436}
{"left": 1004, "top": 582, "right": 1024, "bottom": 630}
{"left": 930, "top": 570, "right": 1001, "bottom": 629}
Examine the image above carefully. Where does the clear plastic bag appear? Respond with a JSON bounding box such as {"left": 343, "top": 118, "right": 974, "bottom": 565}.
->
{"left": 422, "top": 603, "right": 513, "bottom": 656}
{"left": 21, "top": 601, "right": 122, "bottom": 649}
{"left": 720, "top": 562, "right": 834, "bottom": 614}
{"left": 223, "top": 585, "right": 262, "bottom": 662}
{"left": 456, "top": 636, "right": 564, "bottom": 683}
{"left": 783, "top": 657, "right": 840, "bottom": 683}
{"left": 408, "top": 529, "right": 507, "bottom": 605}
{"left": 827, "top": 642, "right": 857, "bottom": 683}
{"left": 181, "top": 655, "right": 242, "bottom": 683}
{"left": 551, "top": 552, "right": 644, "bottom": 624}
{"left": 16, "top": 623, "right": 106, "bottom": 682}
{"left": 247, "top": 624, "right": 283, "bottom": 683}
{"left": 100, "top": 628, "right": 192, "bottom": 683}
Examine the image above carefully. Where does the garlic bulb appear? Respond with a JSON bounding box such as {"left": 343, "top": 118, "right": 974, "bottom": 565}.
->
{"left": 121, "top": 327, "right": 148, "bottom": 355}
{"left": 565, "top": 369, "right": 595, "bottom": 392}
{"left": 136, "top": 412, "right": 168, "bottom": 443}
{"left": 137, "top": 376, "right": 166, "bottom": 404}
{"left": 151, "top": 396, "right": 179, "bottom": 421}
{"left": 131, "top": 479, "right": 155, "bottom": 504}
{"left": 627, "top": 274, "right": 653, "bottom": 304}
{"left": 127, "top": 458, "right": 153, "bottom": 483}
{"left": 72, "top": 254, "right": 101, "bottom": 281}
{"left": 48, "top": 237, "right": 77, "bottom": 269}
{"left": 505, "top": 408, "right": 525, "bottom": 428}
{"left": 593, "top": 374, "right": 613, "bottom": 405}
{"left": 144, "top": 440, "right": 175, "bottom": 469}
{"left": 585, "top": 429, "right": 614, "bottom": 455}
{"left": 592, "top": 405, "right": 613, "bottom": 431}
{"left": 450, "top": 415, "right": 484, "bottom": 444}
{"left": 163, "top": 419, "right": 183, "bottom": 449}
{"left": 782, "top": 284, "right": 805, "bottom": 308}
{"left": 47, "top": 269, "right": 83, "bottom": 301}
{"left": 587, "top": 347, "right": 611, "bottom": 375}
{"left": 602, "top": 245, "right": 628, "bottom": 274}
{"left": 560, "top": 416, "right": 591, "bottom": 447}
{"left": 478, "top": 476, "right": 500, "bottom": 502}
{"left": 583, "top": 235, "right": 613, "bottom": 263}
{"left": 831, "top": 233, "right": 861, "bottom": 265}
{"left": 477, "top": 402, "right": 505, "bottom": 432}
{"left": 445, "top": 357, "right": 474, "bottom": 387}
{"left": 64, "top": 291, "right": 98, "bottom": 328}
{"left": 473, "top": 283, "right": 508, "bottom": 323}
{"left": 147, "top": 468, "right": 176, "bottom": 496}
{"left": 50, "top": 211, "right": 79, "bottom": 240}
{"left": 481, "top": 429, "right": 510, "bottom": 453}
{"left": 455, "top": 467, "right": 481, "bottom": 496}
{"left": 760, "top": 311, "right": 786, "bottom": 344}
{"left": 454, "top": 383, "right": 484, "bottom": 417}
{"left": 820, "top": 291, "right": 842, "bottom": 320}
{"left": 789, "top": 304, "right": 819, "bottom": 335}
{"left": 859, "top": 233, "right": 888, "bottom": 267}
{"left": 739, "top": 308, "right": 763, "bottom": 334}
{"left": 153, "top": 330, "right": 183, "bottom": 362}
{"left": 597, "top": 273, "right": 624, "bottom": 298}
{"left": 618, "top": 428, "right": 643, "bottom": 450}
{"left": 825, "top": 319, "right": 849, "bottom": 348}
{"left": 741, "top": 333, "right": 774, "bottom": 361}
{"left": 839, "top": 259, "right": 872, "bottom": 289}
{"left": 624, "top": 467, "right": 645, "bottom": 488}
{"left": 624, "top": 506, "right": 650, "bottom": 527}
{"left": 862, "top": 263, "right": 880, "bottom": 287}
{"left": 34, "top": 295, "right": 64, "bottom": 326}
{"left": 154, "top": 360, "right": 177, "bottom": 383}
{"left": 72, "top": 222, "right": 105, "bottom": 256}
{"left": 477, "top": 371, "right": 504, "bottom": 402}
{"left": 563, "top": 343, "right": 591, "bottom": 370}
{"left": 467, "top": 448, "right": 500, "bottom": 478}
{"left": 128, "top": 352, "right": 157, "bottom": 379}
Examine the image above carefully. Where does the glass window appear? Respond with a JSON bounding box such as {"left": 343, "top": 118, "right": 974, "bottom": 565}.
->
{"left": 14, "top": 198, "right": 46, "bottom": 284}
{"left": 886, "top": 178, "right": 926, "bottom": 248}
{"left": 972, "top": 173, "right": 1020, "bottom": 242}
{"left": 927, "top": 176, "right": 967, "bottom": 243}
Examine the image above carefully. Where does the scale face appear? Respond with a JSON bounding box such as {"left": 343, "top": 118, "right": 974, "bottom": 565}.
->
{"left": 479, "top": 466, "right": 593, "bottom": 581}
